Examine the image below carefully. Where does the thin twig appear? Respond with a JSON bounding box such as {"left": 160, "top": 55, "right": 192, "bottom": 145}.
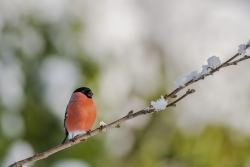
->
{"left": 210, "top": 45, "right": 249, "bottom": 73}
{"left": 165, "top": 45, "right": 250, "bottom": 100}
{"left": 222, "top": 55, "right": 250, "bottom": 67}
{"left": 167, "top": 89, "right": 195, "bottom": 107}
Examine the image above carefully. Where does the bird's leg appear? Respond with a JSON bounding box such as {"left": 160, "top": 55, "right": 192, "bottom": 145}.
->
{"left": 70, "top": 133, "right": 77, "bottom": 143}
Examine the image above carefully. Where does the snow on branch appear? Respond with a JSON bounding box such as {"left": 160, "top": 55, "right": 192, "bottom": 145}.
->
{"left": 174, "top": 56, "right": 221, "bottom": 89}
{"left": 8, "top": 40, "right": 250, "bottom": 167}
{"left": 238, "top": 44, "right": 247, "bottom": 55}
{"left": 151, "top": 96, "right": 168, "bottom": 111}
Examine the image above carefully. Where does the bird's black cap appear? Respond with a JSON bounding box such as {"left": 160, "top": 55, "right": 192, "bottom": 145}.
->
{"left": 73, "top": 87, "right": 94, "bottom": 98}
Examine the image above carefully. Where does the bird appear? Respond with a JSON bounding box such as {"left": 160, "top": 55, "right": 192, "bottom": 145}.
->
{"left": 62, "top": 87, "right": 97, "bottom": 144}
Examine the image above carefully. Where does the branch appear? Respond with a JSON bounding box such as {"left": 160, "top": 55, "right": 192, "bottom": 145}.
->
{"left": 222, "top": 55, "right": 250, "bottom": 67}
{"left": 167, "top": 89, "right": 195, "bottom": 107}
{"left": 8, "top": 44, "right": 250, "bottom": 167}
{"left": 165, "top": 45, "right": 250, "bottom": 100}
{"left": 9, "top": 88, "right": 194, "bottom": 167}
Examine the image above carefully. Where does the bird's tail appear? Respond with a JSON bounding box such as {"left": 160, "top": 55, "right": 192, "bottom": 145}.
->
{"left": 62, "top": 134, "right": 70, "bottom": 144}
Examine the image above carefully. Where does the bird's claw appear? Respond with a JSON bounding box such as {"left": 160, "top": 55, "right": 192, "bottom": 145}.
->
{"left": 86, "top": 130, "right": 92, "bottom": 137}
{"left": 70, "top": 139, "right": 76, "bottom": 144}
{"left": 70, "top": 137, "right": 77, "bottom": 144}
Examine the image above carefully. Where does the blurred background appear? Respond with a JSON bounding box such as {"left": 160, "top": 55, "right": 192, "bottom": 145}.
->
{"left": 0, "top": 0, "right": 250, "bottom": 166}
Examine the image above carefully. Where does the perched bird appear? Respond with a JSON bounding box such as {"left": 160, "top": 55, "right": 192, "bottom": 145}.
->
{"left": 62, "top": 87, "right": 97, "bottom": 144}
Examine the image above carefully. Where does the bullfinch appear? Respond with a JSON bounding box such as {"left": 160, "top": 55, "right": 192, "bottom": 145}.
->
{"left": 62, "top": 87, "right": 97, "bottom": 144}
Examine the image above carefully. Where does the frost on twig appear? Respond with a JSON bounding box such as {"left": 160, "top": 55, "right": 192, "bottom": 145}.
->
{"left": 207, "top": 56, "right": 221, "bottom": 69}
{"left": 166, "top": 39, "right": 250, "bottom": 101}
{"left": 174, "top": 40, "right": 250, "bottom": 90}
{"left": 99, "top": 121, "right": 107, "bottom": 131}
{"left": 151, "top": 96, "right": 168, "bottom": 112}
{"left": 238, "top": 44, "right": 247, "bottom": 55}
{"left": 100, "top": 121, "right": 106, "bottom": 126}
{"left": 174, "top": 56, "right": 221, "bottom": 89}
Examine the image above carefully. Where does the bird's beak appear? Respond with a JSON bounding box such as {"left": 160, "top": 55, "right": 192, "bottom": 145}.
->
{"left": 87, "top": 91, "right": 94, "bottom": 98}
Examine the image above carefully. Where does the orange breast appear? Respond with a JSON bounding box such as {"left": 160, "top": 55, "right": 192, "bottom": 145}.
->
{"left": 65, "top": 93, "right": 97, "bottom": 132}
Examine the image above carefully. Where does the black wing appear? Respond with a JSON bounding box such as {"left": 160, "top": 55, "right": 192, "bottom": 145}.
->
{"left": 62, "top": 106, "right": 69, "bottom": 144}
{"left": 63, "top": 105, "right": 69, "bottom": 136}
